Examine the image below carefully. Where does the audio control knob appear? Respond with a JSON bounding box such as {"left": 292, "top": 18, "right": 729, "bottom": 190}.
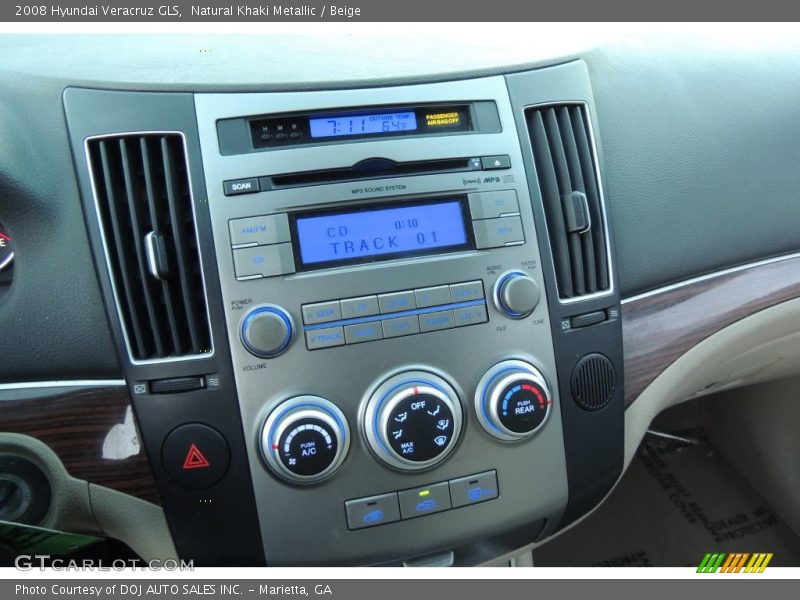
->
{"left": 494, "top": 271, "right": 540, "bottom": 318}
{"left": 241, "top": 305, "right": 293, "bottom": 358}
{"left": 475, "top": 360, "right": 552, "bottom": 441}
{"left": 260, "top": 396, "right": 350, "bottom": 484}
{"left": 364, "top": 371, "right": 463, "bottom": 471}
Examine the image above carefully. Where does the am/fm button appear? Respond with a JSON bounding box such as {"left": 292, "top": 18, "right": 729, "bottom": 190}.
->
{"left": 229, "top": 214, "right": 290, "bottom": 247}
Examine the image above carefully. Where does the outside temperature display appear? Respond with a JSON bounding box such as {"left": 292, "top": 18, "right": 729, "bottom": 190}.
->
{"left": 309, "top": 111, "right": 417, "bottom": 138}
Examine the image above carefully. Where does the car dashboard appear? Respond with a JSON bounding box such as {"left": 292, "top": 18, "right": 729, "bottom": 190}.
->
{"left": 1, "top": 31, "right": 799, "bottom": 567}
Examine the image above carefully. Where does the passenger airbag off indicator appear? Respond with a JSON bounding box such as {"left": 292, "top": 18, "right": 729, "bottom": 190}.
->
{"left": 162, "top": 423, "right": 231, "bottom": 489}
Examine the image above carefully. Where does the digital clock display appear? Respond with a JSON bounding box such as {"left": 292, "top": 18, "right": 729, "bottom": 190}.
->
{"left": 293, "top": 199, "right": 472, "bottom": 268}
{"left": 309, "top": 111, "right": 417, "bottom": 138}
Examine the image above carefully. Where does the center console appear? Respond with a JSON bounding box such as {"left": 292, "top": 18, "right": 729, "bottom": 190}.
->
{"left": 65, "top": 60, "right": 624, "bottom": 566}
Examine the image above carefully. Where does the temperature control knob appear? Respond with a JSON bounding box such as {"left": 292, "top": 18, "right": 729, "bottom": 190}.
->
{"left": 475, "top": 360, "right": 552, "bottom": 441}
{"left": 364, "top": 371, "right": 463, "bottom": 471}
{"left": 494, "top": 271, "right": 540, "bottom": 318}
{"left": 261, "top": 396, "right": 350, "bottom": 484}
{"left": 241, "top": 305, "right": 293, "bottom": 358}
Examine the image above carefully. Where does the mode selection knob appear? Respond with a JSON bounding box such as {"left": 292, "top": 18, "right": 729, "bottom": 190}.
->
{"left": 494, "top": 271, "right": 540, "bottom": 318}
{"left": 475, "top": 360, "right": 552, "bottom": 441}
{"left": 364, "top": 371, "right": 463, "bottom": 471}
{"left": 240, "top": 305, "right": 293, "bottom": 358}
{"left": 260, "top": 396, "right": 350, "bottom": 484}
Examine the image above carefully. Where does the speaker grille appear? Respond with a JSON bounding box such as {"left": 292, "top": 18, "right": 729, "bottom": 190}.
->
{"left": 571, "top": 353, "right": 616, "bottom": 411}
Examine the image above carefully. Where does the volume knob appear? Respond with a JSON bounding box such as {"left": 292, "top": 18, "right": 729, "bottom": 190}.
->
{"left": 494, "top": 271, "right": 540, "bottom": 318}
{"left": 240, "top": 305, "right": 293, "bottom": 358}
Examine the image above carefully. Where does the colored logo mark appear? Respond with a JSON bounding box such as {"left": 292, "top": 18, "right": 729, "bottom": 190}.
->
{"left": 696, "top": 553, "right": 773, "bottom": 573}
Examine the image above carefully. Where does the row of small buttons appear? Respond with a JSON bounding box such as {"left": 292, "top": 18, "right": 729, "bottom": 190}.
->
{"left": 302, "top": 281, "right": 485, "bottom": 326}
{"left": 305, "top": 304, "right": 489, "bottom": 350}
{"left": 468, "top": 190, "right": 525, "bottom": 249}
{"left": 345, "top": 470, "right": 499, "bottom": 530}
{"left": 229, "top": 213, "right": 296, "bottom": 280}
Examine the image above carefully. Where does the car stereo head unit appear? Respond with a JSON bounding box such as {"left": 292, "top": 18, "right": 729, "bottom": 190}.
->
{"left": 195, "top": 76, "right": 569, "bottom": 565}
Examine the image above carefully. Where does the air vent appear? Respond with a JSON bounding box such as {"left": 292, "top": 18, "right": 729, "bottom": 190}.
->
{"left": 86, "top": 133, "right": 212, "bottom": 362}
{"left": 571, "top": 353, "right": 616, "bottom": 411}
{"left": 526, "top": 104, "right": 610, "bottom": 300}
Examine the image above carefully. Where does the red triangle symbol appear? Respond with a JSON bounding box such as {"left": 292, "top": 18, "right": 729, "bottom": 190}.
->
{"left": 182, "top": 443, "right": 210, "bottom": 470}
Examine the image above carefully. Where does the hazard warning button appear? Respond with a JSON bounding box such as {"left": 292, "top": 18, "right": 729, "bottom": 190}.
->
{"left": 161, "top": 423, "right": 230, "bottom": 489}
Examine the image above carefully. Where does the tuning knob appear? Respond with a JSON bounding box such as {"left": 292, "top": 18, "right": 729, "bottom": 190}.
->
{"left": 260, "top": 396, "right": 350, "bottom": 484}
{"left": 240, "top": 305, "right": 293, "bottom": 358}
{"left": 494, "top": 271, "right": 540, "bottom": 318}
{"left": 363, "top": 371, "right": 463, "bottom": 471}
{"left": 475, "top": 360, "right": 552, "bottom": 442}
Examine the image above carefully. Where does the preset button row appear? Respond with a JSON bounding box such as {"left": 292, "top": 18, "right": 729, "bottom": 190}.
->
{"left": 305, "top": 304, "right": 489, "bottom": 350}
{"left": 302, "top": 280, "right": 485, "bottom": 326}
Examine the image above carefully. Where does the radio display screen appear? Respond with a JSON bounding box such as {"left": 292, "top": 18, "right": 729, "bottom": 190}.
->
{"left": 309, "top": 111, "right": 418, "bottom": 138}
{"left": 292, "top": 198, "right": 473, "bottom": 269}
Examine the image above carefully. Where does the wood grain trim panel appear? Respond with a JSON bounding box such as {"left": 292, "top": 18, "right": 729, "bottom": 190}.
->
{"left": 622, "top": 255, "right": 800, "bottom": 406}
{"left": 0, "top": 386, "right": 160, "bottom": 504}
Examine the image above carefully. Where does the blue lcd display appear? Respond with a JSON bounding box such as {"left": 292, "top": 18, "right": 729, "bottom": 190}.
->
{"left": 295, "top": 200, "right": 469, "bottom": 266}
{"left": 309, "top": 111, "right": 417, "bottom": 138}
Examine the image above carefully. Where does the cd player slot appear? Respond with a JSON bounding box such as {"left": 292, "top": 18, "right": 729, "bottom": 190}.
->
{"left": 268, "top": 156, "right": 480, "bottom": 189}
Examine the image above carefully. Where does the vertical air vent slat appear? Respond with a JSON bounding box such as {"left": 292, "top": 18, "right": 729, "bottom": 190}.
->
{"left": 570, "top": 105, "right": 610, "bottom": 291}
{"left": 161, "top": 137, "right": 202, "bottom": 354}
{"left": 97, "top": 141, "right": 149, "bottom": 357}
{"left": 558, "top": 107, "right": 598, "bottom": 294}
{"left": 140, "top": 137, "right": 184, "bottom": 356}
{"left": 526, "top": 103, "right": 611, "bottom": 301}
{"left": 529, "top": 111, "right": 575, "bottom": 298}
{"left": 119, "top": 138, "right": 166, "bottom": 358}
{"left": 88, "top": 132, "right": 211, "bottom": 362}
{"left": 544, "top": 108, "right": 586, "bottom": 297}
